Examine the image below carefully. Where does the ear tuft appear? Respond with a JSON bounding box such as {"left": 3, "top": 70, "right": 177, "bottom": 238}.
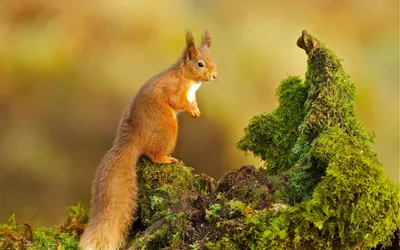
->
{"left": 185, "top": 30, "right": 195, "bottom": 48}
{"left": 202, "top": 29, "right": 212, "bottom": 48}
{"left": 185, "top": 30, "right": 197, "bottom": 60}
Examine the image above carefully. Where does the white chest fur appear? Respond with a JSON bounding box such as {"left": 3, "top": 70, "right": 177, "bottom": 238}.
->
{"left": 187, "top": 82, "right": 201, "bottom": 103}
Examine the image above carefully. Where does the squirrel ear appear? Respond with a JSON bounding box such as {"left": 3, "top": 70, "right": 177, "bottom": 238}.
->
{"left": 185, "top": 30, "right": 197, "bottom": 60}
{"left": 201, "top": 29, "right": 212, "bottom": 48}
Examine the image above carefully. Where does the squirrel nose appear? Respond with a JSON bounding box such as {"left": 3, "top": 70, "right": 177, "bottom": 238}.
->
{"left": 212, "top": 73, "right": 217, "bottom": 80}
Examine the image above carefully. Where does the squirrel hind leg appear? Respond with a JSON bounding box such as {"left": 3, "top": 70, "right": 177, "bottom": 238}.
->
{"left": 148, "top": 155, "right": 180, "bottom": 164}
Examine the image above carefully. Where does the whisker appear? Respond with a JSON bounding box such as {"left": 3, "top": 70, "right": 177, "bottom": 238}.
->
{"left": 215, "top": 71, "right": 229, "bottom": 86}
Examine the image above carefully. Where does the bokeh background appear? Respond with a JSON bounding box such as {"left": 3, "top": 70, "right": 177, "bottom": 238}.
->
{"left": 0, "top": 0, "right": 398, "bottom": 228}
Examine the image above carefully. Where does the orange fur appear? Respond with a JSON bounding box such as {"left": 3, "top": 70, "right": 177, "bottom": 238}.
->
{"left": 79, "top": 30, "right": 218, "bottom": 250}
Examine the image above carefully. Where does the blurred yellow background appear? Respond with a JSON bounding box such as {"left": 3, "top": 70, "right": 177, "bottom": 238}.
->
{"left": 0, "top": 0, "right": 398, "bottom": 227}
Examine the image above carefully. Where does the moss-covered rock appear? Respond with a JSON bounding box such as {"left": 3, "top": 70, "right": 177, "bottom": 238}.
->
{"left": 1, "top": 30, "right": 399, "bottom": 250}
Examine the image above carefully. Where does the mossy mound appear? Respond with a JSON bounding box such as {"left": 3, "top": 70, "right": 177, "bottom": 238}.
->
{"left": 0, "top": 204, "right": 87, "bottom": 249}
{"left": 235, "top": 30, "right": 400, "bottom": 249}
{"left": 1, "top": 30, "right": 399, "bottom": 249}
{"left": 129, "top": 160, "right": 276, "bottom": 249}
{"left": 237, "top": 31, "right": 369, "bottom": 202}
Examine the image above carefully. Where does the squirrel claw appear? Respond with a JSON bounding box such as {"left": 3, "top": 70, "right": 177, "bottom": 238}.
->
{"left": 190, "top": 108, "right": 201, "bottom": 118}
{"left": 168, "top": 157, "right": 180, "bottom": 164}
{"left": 150, "top": 156, "right": 180, "bottom": 164}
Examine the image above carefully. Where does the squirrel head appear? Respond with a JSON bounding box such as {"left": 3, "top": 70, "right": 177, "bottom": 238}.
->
{"left": 181, "top": 30, "right": 218, "bottom": 82}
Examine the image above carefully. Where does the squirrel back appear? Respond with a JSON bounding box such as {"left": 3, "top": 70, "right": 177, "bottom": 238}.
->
{"left": 79, "top": 30, "right": 217, "bottom": 250}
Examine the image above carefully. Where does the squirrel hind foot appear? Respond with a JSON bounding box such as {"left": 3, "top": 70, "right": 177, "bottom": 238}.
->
{"left": 149, "top": 155, "right": 180, "bottom": 164}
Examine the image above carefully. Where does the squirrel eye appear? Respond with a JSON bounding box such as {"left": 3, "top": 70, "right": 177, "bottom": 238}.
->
{"left": 197, "top": 61, "right": 205, "bottom": 67}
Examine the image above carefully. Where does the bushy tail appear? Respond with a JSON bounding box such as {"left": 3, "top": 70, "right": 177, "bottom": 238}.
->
{"left": 79, "top": 146, "right": 139, "bottom": 250}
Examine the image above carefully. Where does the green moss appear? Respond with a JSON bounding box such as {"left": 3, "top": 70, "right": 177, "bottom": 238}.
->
{"left": 237, "top": 76, "right": 308, "bottom": 175}
{"left": 228, "top": 200, "right": 247, "bottom": 215}
{"left": 216, "top": 165, "right": 273, "bottom": 209}
{"left": 236, "top": 31, "right": 400, "bottom": 249}
{"left": 205, "top": 237, "right": 241, "bottom": 250}
{"left": 0, "top": 203, "right": 88, "bottom": 249}
{"left": 129, "top": 157, "right": 218, "bottom": 249}
{"left": 136, "top": 157, "right": 210, "bottom": 228}
{"left": 130, "top": 162, "right": 272, "bottom": 249}
{"left": 205, "top": 204, "right": 222, "bottom": 223}
{"left": 238, "top": 32, "right": 377, "bottom": 203}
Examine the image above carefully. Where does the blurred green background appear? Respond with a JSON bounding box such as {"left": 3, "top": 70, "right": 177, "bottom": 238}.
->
{"left": 0, "top": 0, "right": 398, "bottom": 227}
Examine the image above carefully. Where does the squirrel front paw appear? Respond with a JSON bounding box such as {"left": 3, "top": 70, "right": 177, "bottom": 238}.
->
{"left": 190, "top": 107, "right": 201, "bottom": 118}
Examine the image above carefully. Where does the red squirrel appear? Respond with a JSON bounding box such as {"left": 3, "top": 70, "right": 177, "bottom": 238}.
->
{"left": 79, "top": 30, "right": 218, "bottom": 250}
